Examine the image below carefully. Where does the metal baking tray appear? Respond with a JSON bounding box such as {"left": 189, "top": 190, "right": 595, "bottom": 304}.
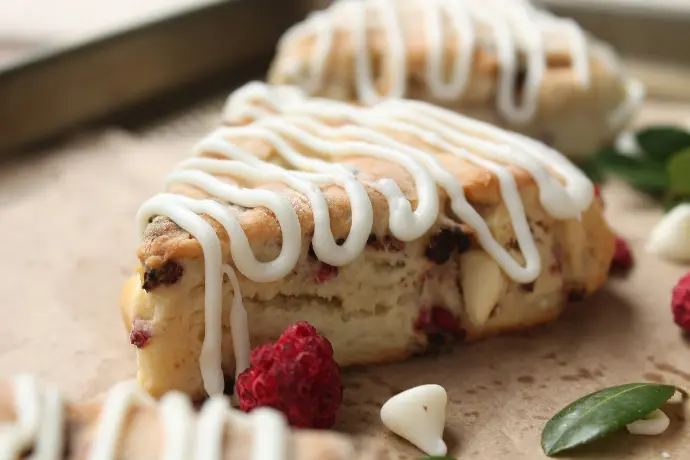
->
{"left": 0, "top": 0, "right": 315, "bottom": 157}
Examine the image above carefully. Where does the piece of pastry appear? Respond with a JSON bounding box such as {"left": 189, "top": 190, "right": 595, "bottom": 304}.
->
{"left": 268, "top": 0, "right": 644, "bottom": 160}
{"left": 120, "top": 81, "right": 614, "bottom": 401}
{"left": 0, "top": 374, "right": 389, "bottom": 459}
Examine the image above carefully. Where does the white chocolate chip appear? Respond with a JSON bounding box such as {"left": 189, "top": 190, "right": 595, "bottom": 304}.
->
{"left": 380, "top": 384, "right": 448, "bottom": 456}
{"left": 646, "top": 204, "right": 690, "bottom": 263}
{"left": 459, "top": 250, "right": 504, "bottom": 325}
{"left": 626, "top": 409, "right": 670, "bottom": 436}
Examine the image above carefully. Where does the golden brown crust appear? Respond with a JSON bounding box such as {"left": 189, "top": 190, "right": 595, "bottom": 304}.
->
{"left": 138, "top": 129, "right": 540, "bottom": 269}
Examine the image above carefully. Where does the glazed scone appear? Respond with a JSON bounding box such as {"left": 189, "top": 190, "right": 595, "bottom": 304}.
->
{"left": 0, "top": 375, "right": 391, "bottom": 459}
{"left": 120, "top": 82, "right": 614, "bottom": 401}
{"left": 268, "top": 0, "right": 644, "bottom": 161}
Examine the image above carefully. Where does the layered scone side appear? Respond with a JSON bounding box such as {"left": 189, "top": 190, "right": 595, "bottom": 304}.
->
{"left": 267, "top": 0, "right": 644, "bottom": 160}
{"left": 120, "top": 83, "right": 614, "bottom": 400}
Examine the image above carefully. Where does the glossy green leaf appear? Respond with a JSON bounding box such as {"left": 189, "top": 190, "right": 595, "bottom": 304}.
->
{"left": 576, "top": 158, "right": 606, "bottom": 183}
{"left": 668, "top": 148, "right": 690, "bottom": 195}
{"left": 596, "top": 147, "right": 669, "bottom": 192}
{"left": 541, "top": 383, "right": 677, "bottom": 456}
{"left": 636, "top": 126, "right": 690, "bottom": 161}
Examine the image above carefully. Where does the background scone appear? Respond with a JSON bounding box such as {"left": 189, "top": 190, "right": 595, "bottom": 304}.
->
{"left": 268, "top": 0, "right": 644, "bottom": 161}
{"left": 120, "top": 82, "right": 614, "bottom": 401}
{"left": 1, "top": 375, "right": 392, "bottom": 459}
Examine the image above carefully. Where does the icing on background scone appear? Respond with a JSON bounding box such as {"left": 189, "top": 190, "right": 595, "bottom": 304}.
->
{"left": 120, "top": 82, "right": 614, "bottom": 400}
{"left": 268, "top": 0, "right": 644, "bottom": 160}
{"left": 0, "top": 375, "right": 389, "bottom": 459}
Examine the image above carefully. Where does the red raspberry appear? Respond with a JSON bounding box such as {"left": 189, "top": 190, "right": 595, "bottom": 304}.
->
{"left": 235, "top": 321, "right": 343, "bottom": 428}
{"left": 611, "top": 236, "right": 633, "bottom": 272}
{"left": 672, "top": 273, "right": 690, "bottom": 332}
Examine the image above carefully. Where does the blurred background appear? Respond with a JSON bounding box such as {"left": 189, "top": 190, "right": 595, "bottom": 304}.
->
{"left": 1, "top": 0, "right": 690, "bottom": 154}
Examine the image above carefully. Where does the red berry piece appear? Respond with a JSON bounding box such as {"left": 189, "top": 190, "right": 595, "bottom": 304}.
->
{"left": 672, "top": 273, "right": 690, "bottom": 333}
{"left": 129, "top": 319, "right": 152, "bottom": 348}
{"left": 129, "top": 329, "right": 151, "bottom": 348}
{"left": 611, "top": 236, "right": 633, "bottom": 272}
{"left": 414, "top": 306, "right": 462, "bottom": 334}
{"left": 314, "top": 263, "right": 338, "bottom": 284}
{"left": 235, "top": 321, "right": 343, "bottom": 428}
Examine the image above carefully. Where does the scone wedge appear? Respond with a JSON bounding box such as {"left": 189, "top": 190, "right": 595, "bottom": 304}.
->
{"left": 121, "top": 82, "right": 614, "bottom": 400}
{"left": 268, "top": 0, "right": 644, "bottom": 160}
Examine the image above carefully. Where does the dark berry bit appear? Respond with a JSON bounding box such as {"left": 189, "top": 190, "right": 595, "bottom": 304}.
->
{"left": 314, "top": 263, "right": 338, "bottom": 284}
{"left": 129, "top": 328, "right": 151, "bottom": 348}
{"left": 672, "top": 273, "right": 690, "bottom": 333}
{"left": 414, "top": 306, "right": 463, "bottom": 334}
{"left": 567, "top": 288, "right": 587, "bottom": 303}
{"left": 235, "top": 321, "right": 342, "bottom": 428}
{"left": 425, "top": 228, "right": 471, "bottom": 264}
{"left": 520, "top": 282, "right": 535, "bottom": 293}
{"left": 610, "top": 236, "right": 633, "bottom": 273}
{"left": 142, "top": 261, "right": 184, "bottom": 291}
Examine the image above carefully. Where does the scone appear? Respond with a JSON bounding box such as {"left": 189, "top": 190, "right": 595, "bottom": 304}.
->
{"left": 120, "top": 82, "right": 614, "bottom": 401}
{"left": 268, "top": 0, "right": 644, "bottom": 160}
{"left": 1, "top": 374, "right": 390, "bottom": 459}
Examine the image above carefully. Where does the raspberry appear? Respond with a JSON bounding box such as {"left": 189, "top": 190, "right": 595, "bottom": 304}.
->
{"left": 235, "top": 321, "right": 343, "bottom": 428}
{"left": 611, "top": 236, "right": 633, "bottom": 272}
{"left": 672, "top": 273, "right": 690, "bottom": 332}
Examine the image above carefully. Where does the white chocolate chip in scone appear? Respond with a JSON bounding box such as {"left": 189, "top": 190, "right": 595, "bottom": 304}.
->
{"left": 646, "top": 204, "right": 690, "bottom": 263}
{"left": 626, "top": 409, "right": 670, "bottom": 435}
{"left": 459, "top": 250, "right": 504, "bottom": 326}
{"left": 380, "top": 384, "right": 448, "bottom": 456}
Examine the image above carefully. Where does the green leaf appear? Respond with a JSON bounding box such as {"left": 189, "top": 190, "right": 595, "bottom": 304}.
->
{"left": 596, "top": 147, "right": 669, "bottom": 192}
{"left": 541, "top": 383, "right": 677, "bottom": 456}
{"left": 576, "top": 158, "right": 606, "bottom": 183}
{"left": 668, "top": 148, "right": 690, "bottom": 195}
{"left": 636, "top": 126, "right": 690, "bottom": 161}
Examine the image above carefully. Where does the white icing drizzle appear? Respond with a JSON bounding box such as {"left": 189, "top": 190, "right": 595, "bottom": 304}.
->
{"left": 137, "top": 80, "right": 593, "bottom": 396}
{"left": 2, "top": 376, "right": 288, "bottom": 460}
{"left": 0, "top": 375, "right": 64, "bottom": 460}
{"left": 88, "top": 381, "right": 156, "bottom": 459}
{"left": 276, "top": 0, "right": 640, "bottom": 126}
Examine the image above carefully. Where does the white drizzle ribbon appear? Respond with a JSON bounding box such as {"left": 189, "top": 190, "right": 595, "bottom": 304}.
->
{"left": 1, "top": 376, "right": 288, "bottom": 460}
